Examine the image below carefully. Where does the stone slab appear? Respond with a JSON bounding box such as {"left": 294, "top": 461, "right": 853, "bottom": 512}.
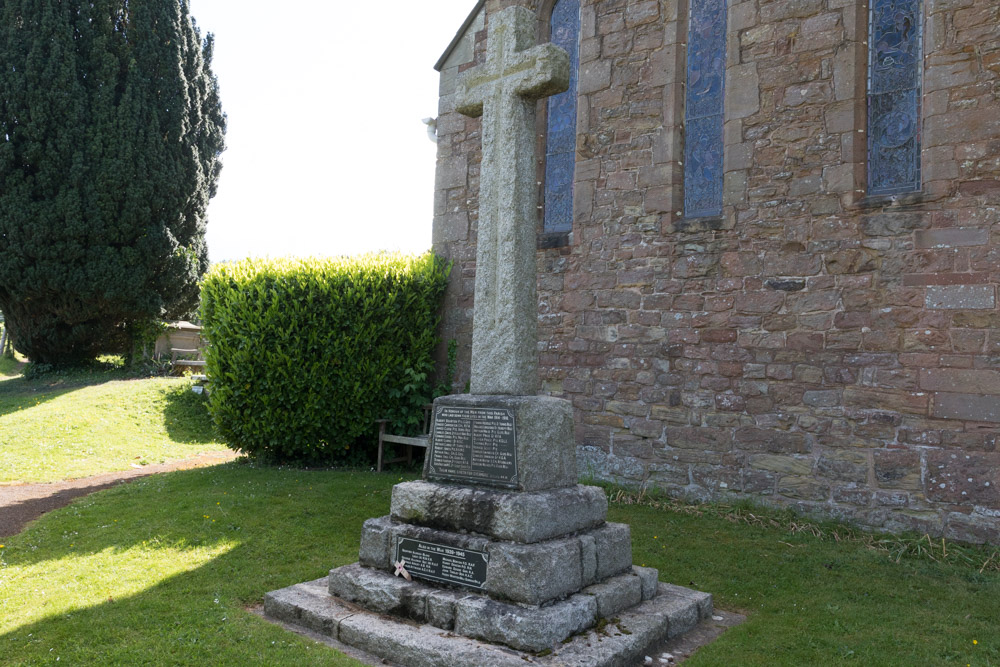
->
{"left": 926, "top": 284, "right": 995, "bottom": 310}
{"left": 323, "top": 559, "right": 657, "bottom": 644}
{"left": 454, "top": 591, "right": 597, "bottom": 651}
{"left": 390, "top": 480, "right": 608, "bottom": 543}
{"left": 264, "top": 577, "right": 712, "bottom": 666}
{"left": 581, "top": 571, "right": 643, "bottom": 618}
{"left": 358, "top": 517, "right": 634, "bottom": 606}
{"left": 426, "top": 394, "right": 577, "bottom": 492}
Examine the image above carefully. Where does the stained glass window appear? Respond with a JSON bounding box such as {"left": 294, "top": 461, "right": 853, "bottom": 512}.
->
{"left": 868, "top": 0, "right": 922, "bottom": 195}
{"left": 543, "top": 0, "right": 580, "bottom": 233}
{"left": 684, "top": 0, "right": 728, "bottom": 219}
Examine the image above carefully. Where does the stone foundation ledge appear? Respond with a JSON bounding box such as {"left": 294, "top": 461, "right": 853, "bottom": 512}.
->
{"left": 326, "top": 561, "right": 663, "bottom": 648}
{"left": 264, "top": 575, "right": 712, "bottom": 663}
{"left": 359, "top": 516, "right": 633, "bottom": 606}
{"left": 390, "top": 480, "right": 608, "bottom": 543}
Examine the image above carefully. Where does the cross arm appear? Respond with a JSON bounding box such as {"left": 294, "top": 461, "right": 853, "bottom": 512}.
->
{"left": 455, "top": 63, "right": 487, "bottom": 118}
{"left": 513, "top": 43, "right": 570, "bottom": 101}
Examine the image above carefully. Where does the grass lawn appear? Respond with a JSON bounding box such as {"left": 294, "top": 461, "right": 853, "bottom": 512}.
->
{"left": 0, "top": 463, "right": 996, "bottom": 665}
{"left": 1, "top": 365, "right": 997, "bottom": 664}
{"left": 0, "top": 363, "right": 231, "bottom": 483}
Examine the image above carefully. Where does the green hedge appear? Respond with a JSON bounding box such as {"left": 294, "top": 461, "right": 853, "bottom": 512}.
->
{"left": 200, "top": 253, "right": 450, "bottom": 464}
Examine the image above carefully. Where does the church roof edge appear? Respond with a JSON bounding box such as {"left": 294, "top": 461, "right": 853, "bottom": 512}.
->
{"left": 434, "top": 0, "right": 487, "bottom": 72}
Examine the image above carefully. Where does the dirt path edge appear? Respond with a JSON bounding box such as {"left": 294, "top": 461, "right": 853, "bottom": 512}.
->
{"left": 0, "top": 450, "right": 239, "bottom": 538}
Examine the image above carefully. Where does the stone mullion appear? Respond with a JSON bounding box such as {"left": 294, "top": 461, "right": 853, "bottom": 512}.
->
{"left": 654, "top": 0, "right": 687, "bottom": 231}
{"left": 722, "top": 0, "right": 758, "bottom": 228}
{"left": 828, "top": 0, "right": 868, "bottom": 210}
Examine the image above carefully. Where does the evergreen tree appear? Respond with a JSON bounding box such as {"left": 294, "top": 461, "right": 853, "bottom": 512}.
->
{"left": 0, "top": 0, "right": 225, "bottom": 364}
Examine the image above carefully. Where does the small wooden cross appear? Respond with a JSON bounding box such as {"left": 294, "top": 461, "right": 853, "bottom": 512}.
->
{"left": 393, "top": 559, "right": 411, "bottom": 581}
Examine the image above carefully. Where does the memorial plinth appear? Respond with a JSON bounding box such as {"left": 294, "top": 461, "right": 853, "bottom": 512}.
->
{"left": 264, "top": 6, "right": 712, "bottom": 664}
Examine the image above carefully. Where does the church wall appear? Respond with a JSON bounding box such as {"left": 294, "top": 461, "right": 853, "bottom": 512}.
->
{"left": 432, "top": 0, "right": 1000, "bottom": 543}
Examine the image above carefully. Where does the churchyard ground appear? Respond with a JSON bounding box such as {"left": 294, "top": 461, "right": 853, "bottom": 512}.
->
{"left": 0, "top": 367, "right": 998, "bottom": 664}
{"left": 0, "top": 360, "right": 232, "bottom": 484}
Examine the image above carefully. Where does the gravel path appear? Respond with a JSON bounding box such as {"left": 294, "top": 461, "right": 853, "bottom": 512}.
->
{"left": 0, "top": 450, "right": 239, "bottom": 538}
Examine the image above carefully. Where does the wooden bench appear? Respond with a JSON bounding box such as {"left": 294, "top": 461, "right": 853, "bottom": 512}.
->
{"left": 171, "top": 348, "right": 207, "bottom": 372}
{"left": 376, "top": 404, "right": 433, "bottom": 472}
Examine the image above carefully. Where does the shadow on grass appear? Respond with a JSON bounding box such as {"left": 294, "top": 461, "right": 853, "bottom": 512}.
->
{"left": 0, "top": 465, "right": 399, "bottom": 664}
{"left": 3, "top": 464, "right": 999, "bottom": 665}
{"left": 161, "top": 384, "right": 222, "bottom": 445}
{"left": 0, "top": 380, "right": 81, "bottom": 419}
{"left": 0, "top": 360, "right": 160, "bottom": 419}
{"left": 0, "top": 356, "right": 26, "bottom": 379}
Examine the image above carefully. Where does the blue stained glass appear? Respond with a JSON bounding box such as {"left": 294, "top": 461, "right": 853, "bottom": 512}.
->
{"left": 684, "top": 0, "right": 728, "bottom": 219}
{"left": 544, "top": 0, "right": 580, "bottom": 233}
{"left": 868, "top": 0, "right": 922, "bottom": 195}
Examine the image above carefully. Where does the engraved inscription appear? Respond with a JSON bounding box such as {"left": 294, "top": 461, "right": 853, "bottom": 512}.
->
{"left": 429, "top": 406, "right": 517, "bottom": 487}
{"left": 394, "top": 537, "right": 489, "bottom": 590}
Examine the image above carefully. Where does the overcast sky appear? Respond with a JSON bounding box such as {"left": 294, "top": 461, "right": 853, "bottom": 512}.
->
{"left": 189, "top": 0, "right": 476, "bottom": 262}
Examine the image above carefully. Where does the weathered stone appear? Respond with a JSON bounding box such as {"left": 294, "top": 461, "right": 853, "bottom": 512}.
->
{"left": 874, "top": 450, "right": 922, "bottom": 491}
{"left": 926, "top": 285, "right": 996, "bottom": 310}
{"left": 582, "top": 571, "right": 643, "bottom": 618}
{"left": 932, "top": 393, "right": 1000, "bottom": 423}
{"left": 390, "top": 480, "right": 608, "bottom": 543}
{"left": 268, "top": 577, "right": 713, "bottom": 666}
{"left": 338, "top": 606, "right": 529, "bottom": 667}
{"left": 580, "top": 533, "right": 598, "bottom": 585}
{"left": 427, "top": 394, "right": 577, "bottom": 492}
{"left": 426, "top": 587, "right": 470, "bottom": 631}
{"left": 920, "top": 369, "right": 1000, "bottom": 395}
{"left": 264, "top": 578, "right": 352, "bottom": 636}
{"left": 328, "top": 563, "right": 428, "bottom": 619}
{"left": 749, "top": 454, "right": 814, "bottom": 476}
{"left": 914, "top": 228, "right": 989, "bottom": 248}
{"left": 454, "top": 593, "right": 597, "bottom": 652}
{"left": 633, "top": 565, "right": 659, "bottom": 601}
{"left": 925, "top": 451, "right": 1000, "bottom": 505}
{"left": 455, "top": 6, "right": 569, "bottom": 396}
{"left": 658, "top": 582, "right": 714, "bottom": 638}
{"left": 593, "top": 522, "right": 634, "bottom": 580}
{"left": 486, "top": 536, "right": 583, "bottom": 605}
{"left": 358, "top": 515, "right": 393, "bottom": 568}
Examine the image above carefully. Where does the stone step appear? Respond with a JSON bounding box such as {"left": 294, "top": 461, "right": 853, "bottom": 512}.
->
{"left": 358, "top": 516, "right": 634, "bottom": 606}
{"left": 265, "top": 575, "right": 713, "bottom": 664}
{"left": 326, "top": 561, "right": 661, "bottom": 644}
{"left": 390, "top": 480, "right": 608, "bottom": 543}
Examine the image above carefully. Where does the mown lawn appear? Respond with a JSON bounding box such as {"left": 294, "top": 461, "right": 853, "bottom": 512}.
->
{"left": 0, "top": 367, "right": 997, "bottom": 665}
{"left": 0, "top": 363, "right": 231, "bottom": 483}
{"left": 0, "top": 463, "right": 996, "bottom": 665}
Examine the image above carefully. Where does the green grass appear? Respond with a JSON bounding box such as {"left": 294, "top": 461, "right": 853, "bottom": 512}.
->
{"left": 0, "top": 365, "right": 231, "bottom": 483}
{"left": 0, "top": 354, "right": 24, "bottom": 378}
{"left": 0, "top": 465, "right": 394, "bottom": 665}
{"left": 1, "top": 366, "right": 997, "bottom": 664}
{"left": 618, "top": 490, "right": 1000, "bottom": 666}
{"left": 0, "top": 466, "right": 997, "bottom": 666}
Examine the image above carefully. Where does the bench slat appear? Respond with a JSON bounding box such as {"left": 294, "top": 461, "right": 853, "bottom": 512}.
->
{"left": 381, "top": 434, "right": 429, "bottom": 448}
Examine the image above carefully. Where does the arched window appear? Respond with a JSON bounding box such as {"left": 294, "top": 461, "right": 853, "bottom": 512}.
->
{"left": 867, "top": 0, "right": 922, "bottom": 196}
{"left": 684, "top": 0, "right": 728, "bottom": 219}
{"left": 543, "top": 0, "right": 581, "bottom": 234}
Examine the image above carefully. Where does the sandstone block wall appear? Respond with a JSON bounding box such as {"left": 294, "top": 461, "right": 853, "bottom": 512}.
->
{"left": 432, "top": 0, "right": 1000, "bottom": 543}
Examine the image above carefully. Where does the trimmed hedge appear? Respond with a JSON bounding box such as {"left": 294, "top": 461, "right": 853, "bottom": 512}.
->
{"left": 200, "top": 253, "right": 450, "bottom": 464}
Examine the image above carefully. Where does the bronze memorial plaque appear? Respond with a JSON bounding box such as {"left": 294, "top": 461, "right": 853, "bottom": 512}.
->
{"left": 394, "top": 537, "right": 489, "bottom": 590}
{"left": 428, "top": 406, "right": 517, "bottom": 487}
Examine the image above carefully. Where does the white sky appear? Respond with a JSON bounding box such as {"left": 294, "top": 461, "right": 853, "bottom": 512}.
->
{"left": 189, "top": 1, "right": 477, "bottom": 263}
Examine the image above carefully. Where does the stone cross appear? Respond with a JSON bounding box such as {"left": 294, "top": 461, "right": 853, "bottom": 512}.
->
{"left": 455, "top": 6, "right": 569, "bottom": 396}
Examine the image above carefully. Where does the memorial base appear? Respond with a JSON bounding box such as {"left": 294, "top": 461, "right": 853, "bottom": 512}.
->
{"left": 266, "top": 576, "right": 712, "bottom": 667}
{"left": 264, "top": 389, "right": 715, "bottom": 663}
